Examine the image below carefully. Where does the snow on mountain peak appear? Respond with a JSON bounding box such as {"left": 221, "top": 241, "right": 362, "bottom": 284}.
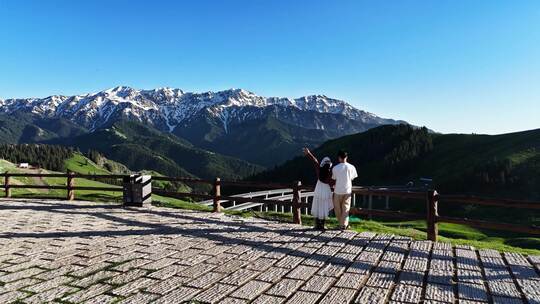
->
{"left": 0, "top": 86, "right": 397, "bottom": 132}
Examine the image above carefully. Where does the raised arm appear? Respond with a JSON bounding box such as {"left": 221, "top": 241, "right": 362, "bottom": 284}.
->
{"left": 303, "top": 148, "right": 319, "bottom": 166}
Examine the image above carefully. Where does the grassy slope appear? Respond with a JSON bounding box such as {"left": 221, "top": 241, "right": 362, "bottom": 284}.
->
{"left": 65, "top": 153, "right": 111, "bottom": 175}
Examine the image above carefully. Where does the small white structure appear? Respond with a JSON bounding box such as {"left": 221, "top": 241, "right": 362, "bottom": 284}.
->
{"left": 18, "top": 163, "right": 29, "bottom": 168}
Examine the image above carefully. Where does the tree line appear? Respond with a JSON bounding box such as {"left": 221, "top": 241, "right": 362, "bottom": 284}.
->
{"left": 0, "top": 144, "right": 75, "bottom": 171}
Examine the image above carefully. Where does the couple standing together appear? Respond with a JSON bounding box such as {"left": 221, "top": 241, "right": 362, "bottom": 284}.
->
{"left": 303, "top": 148, "right": 357, "bottom": 230}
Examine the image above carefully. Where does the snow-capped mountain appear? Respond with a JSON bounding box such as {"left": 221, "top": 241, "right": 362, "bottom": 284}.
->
{"left": 0, "top": 86, "right": 403, "bottom": 133}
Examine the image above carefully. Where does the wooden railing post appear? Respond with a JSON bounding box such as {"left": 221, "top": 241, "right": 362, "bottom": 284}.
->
{"left": 292, "top": 181, "right": 302, "bottom": 225}
{"left": 426, "top": 189, "right": 439, "bottom": 242}
{"left": 213, "top": 177, "right": 221, "bottom": 213}
{"left": 67, "top": 171, "right": 75, "bottom": 201}
{"left": 368, "top": 194, "right": 373, "bottom": 220}
{"left": 4, "top": 172, "right": 10, "bottom": 198}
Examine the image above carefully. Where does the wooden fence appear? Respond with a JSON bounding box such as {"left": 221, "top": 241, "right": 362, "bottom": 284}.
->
{"left": 1, "top": 172, "right": 539, "bottom": 242}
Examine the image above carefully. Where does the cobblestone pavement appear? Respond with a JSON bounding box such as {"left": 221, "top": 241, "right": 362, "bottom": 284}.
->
{"left": 0, "top": 199, "right": 539, "bottom": 304}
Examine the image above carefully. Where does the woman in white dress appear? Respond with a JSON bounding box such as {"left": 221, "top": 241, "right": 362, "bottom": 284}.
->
{"left": 303, "top": 148, "right": 334, "bottom": 230}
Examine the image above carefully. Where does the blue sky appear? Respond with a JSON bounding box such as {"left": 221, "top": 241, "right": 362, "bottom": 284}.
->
{"left": 0, "top": 0, "right": 539, "bottom": 134}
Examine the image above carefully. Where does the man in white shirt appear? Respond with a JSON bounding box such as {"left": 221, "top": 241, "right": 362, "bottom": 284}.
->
{"left": 332, "top": 150, "right": 357, "bottom": 230}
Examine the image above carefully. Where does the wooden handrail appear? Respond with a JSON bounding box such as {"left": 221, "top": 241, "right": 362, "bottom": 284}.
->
{"left": 151, "top": 176, "right": 214, "bottom": 184}
{"left": 3, "top": 173, "right": 71, "bottom": 178}
{"left": 353, "top": 188, "right": 426, "bottom": 200}
{"left": 220, "top": 180, "right": 294, "bottom": 189}
{"left": 438, "top": 194, "right": 540, "bottom": 209}
{"left": 2, "top": 171, "right": 540, "bottom": 240}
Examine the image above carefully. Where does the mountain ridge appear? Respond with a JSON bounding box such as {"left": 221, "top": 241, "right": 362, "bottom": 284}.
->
{"left": 0, "top": 86, "right": 404, "bottom": 133}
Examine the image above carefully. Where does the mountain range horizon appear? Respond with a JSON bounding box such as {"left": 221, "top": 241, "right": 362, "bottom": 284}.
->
{"left": 0, "top": 85, "right": 408, "bottom": 170}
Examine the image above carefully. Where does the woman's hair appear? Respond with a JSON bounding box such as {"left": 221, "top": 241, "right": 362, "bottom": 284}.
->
{"left": 319, "top": 163, "right": 332, "bottom": 182}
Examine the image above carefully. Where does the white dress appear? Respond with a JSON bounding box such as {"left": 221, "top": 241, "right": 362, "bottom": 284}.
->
{"left": 311, "top": 180, "right": 333, "bottom": 219}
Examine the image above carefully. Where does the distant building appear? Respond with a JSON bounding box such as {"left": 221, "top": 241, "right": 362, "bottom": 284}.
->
{"left": 18, "top": 163, "right": 29, "bottom": 168}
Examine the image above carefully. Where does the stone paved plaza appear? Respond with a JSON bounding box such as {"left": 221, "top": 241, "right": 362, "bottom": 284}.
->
{"left": 0, "top": 199, "right": 539, "bottom": 304}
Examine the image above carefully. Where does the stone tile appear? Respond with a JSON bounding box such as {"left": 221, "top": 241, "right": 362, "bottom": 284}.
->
{"left": 139, "top": 257, "right": 178, "bottom": 270}
{"left": 72, "top": 270, "right": 116, "bottom": 288}
{"left": 458, "top": 282, "right": 489, "bottom": 302}
{"left": 62, "top": 283, "right": 111, "bottom": 303}
{"left": 376, "top": 260, "right": 402, "bottom": 274}
{"left": 144, "top": 275, "right": 191, "bottom": 294}
{"left": 492, "top": 296, "right": 524, "bottom": 304}
{"left": 186, "top": 271, "right": 226, "bottom": 289}
{"left": 256, "top": 267, "right": 290, "bottom": 283}
{"left": 0, "top": 290, "right": 30, "bottom": 303}
{"left": 398, "top": 270, "right": 425, "bottom": 286}
{"left": 106, "top": 268, "right": 147, "bottom": 285}
{"left": 83, "top": 294, "right": 119, "bottom": 304}
{"left": 425, "top": 283, "right": 455, "bottom": 303}
{"left": 403, "top": 258, "right": 428, "bottom": 272}
{"left": 24, "top": 285, "right": 77, "bottom": 303}
{"left": 112, "top": 258, "right": 152, "bottom": 272}
{"left": 146, "top": 264, "right": 185, "bottom": 279}
{"left": 487, "top": 281, "right": 521, "bottom": 298}
{"left": 219, "top": 297, "right": 249, "bottom": 304}
{"left": 152, "top": 286, "right": 200, "bottom": 303}
{"left": 0, "top": 277, "right": 41, "bottom": 293}
{"left": 192, "top": 283, "right": 238, "bottom": 304}
{"left": 245, "top": 257, "right": 277, "bottom": 271}
{"left": 334, "top": 272, "right": 367, "bottom": 289}
{"left": 177, "top": 262, "right": 216, "bottom": 279}
{"left": 70, "top": 261, "right": 111, "bottom": 277}
{"left": 33, "top": 264, "right": 83, "bottom": 280}
{"left": 252, "top": 294, "right": 286, "bottom": 304}
{"left": 285, "top": 291, "right": 322, "bottom": 303}
{"left": 301, "top": 275, "right": 336, "bottom": 293}
{"left": 23, "top": 275, "right": 72, "bottom": 293}
{"left": 229, "top": 280, "right": 272, "bottom": 300}
{"left": 114, "top": 292, "right": 158, "bottom": 304}
{"left": 275, "top": 256, "right": 305, "bottom": 269}
{"left": 355, "top": 286, "right": 390, "bottom": 304}
{"left": 457, "top": 269, "right": 484, "bottom": 285}
{"left": 285, "top": 265, "right": 319, "bottom": 280}
{"left": 221, "top": 268, "right": 260, "bottom": 285}
{"left": 265, "top": 278, "right": 304, "bottom": 297}
{"left": 347, "top": 260, "right": 374, "bottom": 274}
{"left": 319, "top": 287, "right": 357, "bottom": 304}
{"left": 0, "top": 267, "right": 44, "bottom": 282}
{"left": 431, "top": 259, "right": 454, "bottom": 271}
{"left": 111, "top": 277, "right": 157, "bottom": 296}
{"left": 427, "top": 269, "right": 453, "bottom": 285}
{"left": 318, "top": 263, "right": 347, "bottom": 277}
{"left": 391, "top": 284, "right": 423, "bottom": 303}
{"left": 366, "top": 272, "right": 396, "bottom": 289}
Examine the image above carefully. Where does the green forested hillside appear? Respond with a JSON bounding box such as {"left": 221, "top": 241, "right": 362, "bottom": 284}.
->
{"left": 174, "top": 114, "right": 380, "bottom": 167}
{"left": 255, "top": 124, "right": 540, "bottom": 199}
{"left": 0, "top": 112, "right": 87, "bottom": 143}
{"left": 254, "top": 125, "right": 540, "bottom": 226}
{"left": 49, "top": 120, "right": 264, "bottom": 180}
{"left": 176, "top": 116, "right": 334, "bottom": 167}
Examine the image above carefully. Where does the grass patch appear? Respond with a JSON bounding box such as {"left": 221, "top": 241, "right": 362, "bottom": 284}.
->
{"left": 65, "top": 153, "right": 111, "bottom": 175}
